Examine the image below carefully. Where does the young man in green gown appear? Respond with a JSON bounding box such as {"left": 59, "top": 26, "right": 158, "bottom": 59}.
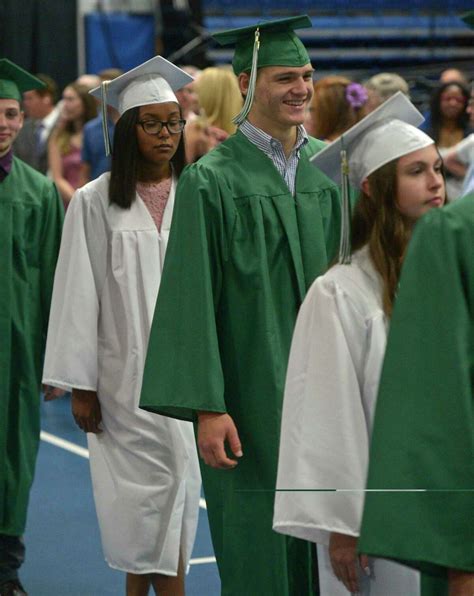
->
{"left": 139, "top": 16, "right": 341, "bottom": 595}
{"left": 0, "top": 59, "right": 63, "bottom": 596}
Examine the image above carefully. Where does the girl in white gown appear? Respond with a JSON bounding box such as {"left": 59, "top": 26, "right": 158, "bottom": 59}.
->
{"left": 274, "top": 93, "right": 446, "bottom": 596}
{"left": 43, "top": 57, "right": 201, "bottom": 596}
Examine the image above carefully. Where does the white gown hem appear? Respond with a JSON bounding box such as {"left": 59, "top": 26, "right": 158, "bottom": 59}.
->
{"left": 105, "top": 560, "right": 178, "bottom": 576}
{"left": 41, "top": 377, "right": 97, "bottom": 392}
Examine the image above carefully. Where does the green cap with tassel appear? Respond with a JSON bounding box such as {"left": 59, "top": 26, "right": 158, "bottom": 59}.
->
{"left": 212, "top": 15, "right": 312, "bottom": 125}
{"left": 0, "top": 59, "right": 45, "bottom": 103}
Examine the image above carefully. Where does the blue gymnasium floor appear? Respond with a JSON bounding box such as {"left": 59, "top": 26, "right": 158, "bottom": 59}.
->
{"left": 22, "top": 396, "right": 220, "bottom": 595}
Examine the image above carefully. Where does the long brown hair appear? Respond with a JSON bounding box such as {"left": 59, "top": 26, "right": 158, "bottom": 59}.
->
{"left": 351, "top": 159, "right": 411, "bottom": 317}
{"left": 311, "top": 76, "right": 365, "bottom": 140}
{"left": 54, "top": 82, "right": 97, "bottom": 154}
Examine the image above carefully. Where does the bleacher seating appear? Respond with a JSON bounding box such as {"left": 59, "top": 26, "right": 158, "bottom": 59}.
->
{"left": 202, "top": 3, "right": 474, "bottom": 76}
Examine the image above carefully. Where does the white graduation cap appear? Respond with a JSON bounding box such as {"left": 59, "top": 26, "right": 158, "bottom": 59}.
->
{"left": 310, "top": 91, "right": 434, "bottom": 263}
{"left": 89, "top": 56, "right": 194, "bottom": 155}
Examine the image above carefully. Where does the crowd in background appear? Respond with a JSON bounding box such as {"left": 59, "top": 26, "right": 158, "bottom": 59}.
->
{"left": 13, "top": 62, "right": 474, "bottom": 201}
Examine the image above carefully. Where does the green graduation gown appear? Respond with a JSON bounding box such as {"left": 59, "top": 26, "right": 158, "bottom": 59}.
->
{"left": 0, "top": 157, "right": 63, "bottom": 535}
{"left": 140, "top": 131, "right": 341, "bottom": 595}
{"left": 359, "top": 193, "right": 474, "bottom": 591}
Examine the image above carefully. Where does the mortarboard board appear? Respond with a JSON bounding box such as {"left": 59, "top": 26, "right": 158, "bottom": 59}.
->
{"left": 311, "top": 92, "right": 434, "bottom": 263}
{"left": 0, "top": 58, "right": 45, "bottom": 103}
{"left": 89, "top": 56, "right": 193, "bottom": 156}
{"left": 212, "top": 15, "right": 312, "bottom": 125}
{"left": 311, "top": 92, "right": 432, "bottom": 188}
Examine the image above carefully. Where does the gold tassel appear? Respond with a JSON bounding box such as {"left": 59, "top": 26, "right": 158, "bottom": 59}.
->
{"left": 233, "top": 28, "right": 260, "bottom": 126}
{"left": 339, "top": 137, "right": 352, "bottom": 264}
{"left": 101, "top": 80, "right": 112, "bottom": 157}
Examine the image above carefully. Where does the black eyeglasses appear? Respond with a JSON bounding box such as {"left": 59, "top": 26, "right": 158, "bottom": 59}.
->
{"left": 137, "top": 119, "right": 186, "bottom": 135}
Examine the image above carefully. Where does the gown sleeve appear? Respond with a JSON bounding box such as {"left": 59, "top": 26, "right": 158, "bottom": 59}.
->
{"left": 274, "top": 272, "right": 385, "bottom": 545}
{"left": 42, "top": 185, "right": 108, "bottom": 391}
{"left": 359, "top": 202, "right": 474, "bottom": 574}
{"left": 139, "top": 163, "right": 233, "bottom": 421}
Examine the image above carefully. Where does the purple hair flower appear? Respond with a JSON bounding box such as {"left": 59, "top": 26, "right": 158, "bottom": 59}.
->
{"left": 346, "top": 82, "right": 368, "bottom": 109}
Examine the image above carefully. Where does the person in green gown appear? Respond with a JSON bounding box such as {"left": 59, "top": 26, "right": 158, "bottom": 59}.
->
{"left": 0, "top": 59, "right": 63, "bottom": 596}
{"left": 358, "top": 12, "right": 474, "bottom": 596}
{"left": 358, "top": 191, "right": 474, "bottom": 596}
{"left": 139, "top": 16, "right": 341, "bottom": 595}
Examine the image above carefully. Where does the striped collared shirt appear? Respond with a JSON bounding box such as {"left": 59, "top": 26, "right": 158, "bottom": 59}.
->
{"left": 239, "top": 119, "right": 308, "bottom": 196}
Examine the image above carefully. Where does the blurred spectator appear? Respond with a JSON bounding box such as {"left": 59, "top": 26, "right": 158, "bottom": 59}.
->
{"left": 306, "top": 76, "right": 367, "bottom": 141}
{"left": 184, "top": 114, "right": 226, "bottom": 163}
{"left": 175, "top": 65, "right": 201, "bottom": 121}
{"left": 364, "top": 72, "right": 410, "bottom": 113}
{"left": 439, "top": 67, "right": 469, "bottom": 87}
{"left": 75, "top": 73, "right": 102, "bottom": 90}
{"left": 14, "top": 74, "right": 60, "bottom": 174}
{"left": 422, "top": 81, "right": 470, "bottom": 146}
{"left": 444, "top": 85, "right": 474, "bottom": 198}
{"left": 48, "top": 82, "right": 97, "bottom": 209}
{"left": 196, "top": 66, "right": 243, "bottom": 135}
{"left": 422, "top": 81, "right": 471, "bottom": 198}
{"left": 79, "top": 68, "right": 123, "bottom": 185}
{"left": 98, "top": 68, "right": 123, "bottom": 82}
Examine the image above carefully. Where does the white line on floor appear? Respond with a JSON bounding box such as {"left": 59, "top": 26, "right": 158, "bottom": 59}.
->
{"left": 189, "top": 556, "right": 216, "bottom": 565}
{"left": 40, "top": 430, "right": 208, "bottom": 510}
{"left": 40, "top": 431, "right": 89, "bottom": 458}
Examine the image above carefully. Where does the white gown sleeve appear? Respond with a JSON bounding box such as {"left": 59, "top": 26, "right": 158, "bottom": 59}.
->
{"left": 42, "top": 184, "right": 108, "bottom": 391}
{"left": 274, "top": 274, "right": 377, "bottom": 546}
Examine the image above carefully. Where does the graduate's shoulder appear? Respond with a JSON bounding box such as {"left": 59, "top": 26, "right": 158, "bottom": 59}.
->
{"left": 305, "top": 135, "right": 327, "bottom": 155}
{"left": 11, "top": 155, "right": 56, "bottom": 194}
{"left": 69, "top": 172, "right": 110, "bottom": 211}
{"left": 176, "top": 135, "right": 259, "bottom": 199}
{"left": 415, "top": 193, "right": 474, "bottom": 244}
{"left": 443, "top": 192, "right": 474, "bottom": 225}
{"left": 306, "top": 248, "right": 383, "bottom": 319}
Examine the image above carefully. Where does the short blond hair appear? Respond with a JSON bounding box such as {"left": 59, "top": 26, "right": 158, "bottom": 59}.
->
{"left": 365, "top": 73, "right": 410, "bottom": 102}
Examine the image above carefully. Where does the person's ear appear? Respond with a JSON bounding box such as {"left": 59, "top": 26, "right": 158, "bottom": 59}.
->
{"left": 238, "top": 72, "right": 249, "bottom": 97}
{"left": 361, "top": 178, "right": 371, "bottom": 197}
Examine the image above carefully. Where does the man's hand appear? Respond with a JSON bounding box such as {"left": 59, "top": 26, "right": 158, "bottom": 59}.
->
{"left": 329, "top": 532, "right": 370, "bottom": 594}
{"left": 72, "top": 389, "right": 102, "bottom": 434}
{"left": 448, "top": 569, "right": 474, "bottom": 596}
{"left": 197, "top": 412, "right": 243, "bottom": 469}
{"left": 43, "top": 384, "right": 67, "bottom": 401}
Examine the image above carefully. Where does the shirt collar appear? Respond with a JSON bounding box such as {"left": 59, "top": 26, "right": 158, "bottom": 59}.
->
{"left": 240, "top": 119, "right": 308, "bottom": 154}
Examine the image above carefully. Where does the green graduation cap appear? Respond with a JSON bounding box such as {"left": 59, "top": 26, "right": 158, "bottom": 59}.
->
{"left": 461, "top": 10, "right": 474, "bottom": 28}
{"left": 213, "top": 15, "right": 312, "bottom": 125}
{"left": 0, "top": 58, "right": 45, "bottom": 103}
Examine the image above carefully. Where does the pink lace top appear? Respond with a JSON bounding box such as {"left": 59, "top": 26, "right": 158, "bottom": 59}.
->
{"left": 136, "top": 177, "right": 172, "bottom": 232}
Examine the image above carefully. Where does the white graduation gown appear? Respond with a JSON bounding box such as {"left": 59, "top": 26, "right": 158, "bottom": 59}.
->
{"left": 273, "top": 246, "right": 420, "bottom": 595}
{"left": 43, "top": 173, "right": 201, "bottom": 575}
